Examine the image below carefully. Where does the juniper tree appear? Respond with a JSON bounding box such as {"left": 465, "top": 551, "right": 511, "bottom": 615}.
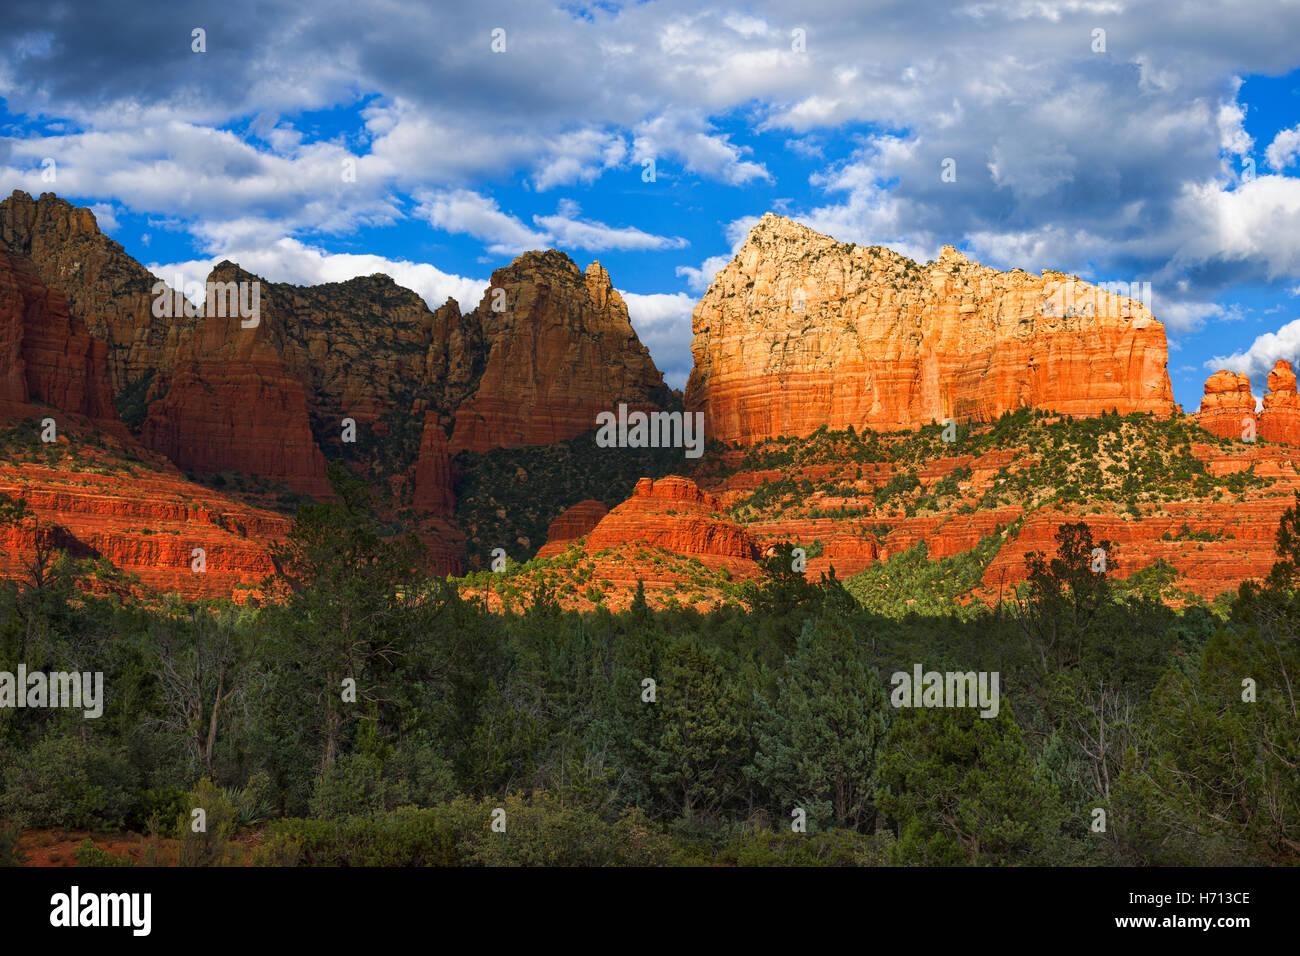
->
{"left": 749, "top": 615, "right": 889, "bottom": 831}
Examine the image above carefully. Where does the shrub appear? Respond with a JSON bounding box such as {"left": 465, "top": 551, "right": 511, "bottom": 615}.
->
{"left": 0, "top": 734, "right": 138, "bottom": 831}
{"left": 717, "top": 828, "right": 894, "bottom": 867}
{"left": 176, "top": 777, "right": 239, "bottom": 867}
{"left": 74, "top": 839, "right": 133, "bottom": 867}
{"left": 0, "top": 819, "right": 23, "bottom": 866}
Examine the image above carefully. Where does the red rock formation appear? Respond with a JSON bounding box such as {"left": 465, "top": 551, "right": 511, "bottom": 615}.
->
{"left": 747, "top": 523, "right": 880, "bottom": 578}
{"left": 412, "top": 412, "right": 455, "bottom": 515}
{"left": 0, "top": 245, "right": 120, "bottom": 427}
{"left": 450, "top": 253, "right": 669, "bottom": 452}
{"left": 0, "top": 190, "right": 190, "bottom": 393}
{"left": 0, "top": 426, "right": 291, "bottom": 599}
{"left": 1260, "top": 360, "right": 1300, "bottom": 445}
{"left": 686, "top": 215, "right": 1176, "bottom": 444}
{"left": 1197, "top": 370, "right": 1257, "bottom": 440}
{"left": 536, "top": 499, "right": 608, "bottom": 557}
{"left": 141, "top": 264, "right": 330, "bottom": 498}
{"left": 585, "top": 476, "right": 758, "bottom": 559}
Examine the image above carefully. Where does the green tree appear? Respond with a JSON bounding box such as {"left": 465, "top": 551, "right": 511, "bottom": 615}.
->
{"left": 1015, "top": 521, "right": 1113, "bottom": 676}
{"left": 878, "top": 702, "right": 1069, "bottom": 865}
{"left": 264, "top": 466, "right": 438, "bottom": 779}
{"left": 640, "top": 638, "right": 749, "bottom": 821}
{"left": 749, "top": 615, "right": 888, "bottom": 831}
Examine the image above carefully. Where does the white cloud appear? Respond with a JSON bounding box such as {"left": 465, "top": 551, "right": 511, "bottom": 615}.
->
{"left": 622, "top": 291, "right": 696, "bottom": 389}
{"left": 534, "top": 199, "right": 688, "bottom": 252}
{"left": 1169, "top": 176, "right": 1300, "bottom": 280}
{"left": 416, "top": 191, "right": 687, "bottom": 255}
{"left": 530, "top": 129, "right": 628, "bottom": 191}
{"left": 416, "top": 189, "right": 548, "bottom": 257}
{"left": 1217, "top": 97, "right": 1253, "bottom": 158}
{"left": 1266, "top": 124, "right": 1300, "bottom": 172}
{"left": 89, "top": 202, "right": 119, "bottom": 233}
{"left": 1207, "top": 317, "right": 1300, "bottom": 385}
{"left": 676, "top": 254, "right": 731, "bottom": 294}
{"left": 632, "top": 110, "right": 771, "bottom": 186}
{"left": 146, "top": 239, "right": 487, "bottom": 313}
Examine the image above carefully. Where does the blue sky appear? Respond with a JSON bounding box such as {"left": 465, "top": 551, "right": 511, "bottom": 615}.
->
{"left": 2, "top": 1, "right": 1299, "bottom": 408}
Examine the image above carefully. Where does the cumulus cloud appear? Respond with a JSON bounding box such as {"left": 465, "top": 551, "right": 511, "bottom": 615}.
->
{"left": 622, "top": 291, "right": 696, "bottom": 389}
{"left": 1207, "top": 317, "right": 1300, "bottom": 384}
{"left": 676, "top": 254, "right": 731, "bottom": 294}
{"left": 147, "top": 240, "right": 488, "bottom": 313}
{"left": 416, "top": 191, "right": 687, "bottom": 256}
{"left": 535, "top": 199, "right": 688, "bottom": 252}
{"left": 415, "top": 189, "right": 549, "bottom": 257}
{"left": 632, "top": 110, "right": 771, "bottom": 186}
{"left": 1266, "top": 124, "right": 1300, "bottom": 172}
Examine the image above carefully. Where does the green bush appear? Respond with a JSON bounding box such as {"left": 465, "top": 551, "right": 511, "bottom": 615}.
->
{"left": 717, "top": 828, "right": 894, "bottom": 867}
{"left": 309, "top": 739, "right": 456, "bottom": 820}
{"left": 256, "top": 794, "right": 673, "bottom": 867}
{"left": 74, "top": 838, "right": 133, "bottom": 867}
{"left": 0, "top": 734, "right": 139, "bottom": 830}
{"left": 176, "top": 777, "right": 239, "bottom": 866}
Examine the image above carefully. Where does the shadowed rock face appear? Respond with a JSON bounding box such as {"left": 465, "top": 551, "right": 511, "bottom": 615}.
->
{"left": 450, "top": 250, "right": 671, "bottom": 453}
{"left": 0, "top": 190, "right": 190, "bottom": 395}
{"left": 0, "top": 243, "right": 119, "bottom": 428}
{"left": 685, "top": 213, "right": 1176, "bottom": 445}
{"left": 0, "top": 193, "right": 672, "bottom": 514}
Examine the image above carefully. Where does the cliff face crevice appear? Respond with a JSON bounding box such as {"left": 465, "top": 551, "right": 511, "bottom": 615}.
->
{"left": 686, "top": 214, "right": 1175, "bottom": 445}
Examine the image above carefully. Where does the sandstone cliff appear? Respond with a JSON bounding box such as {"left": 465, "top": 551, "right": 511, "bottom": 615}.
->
{"left": 0, "top": 244, "right": 120, "bottom": 428}
{"left": 450, "top": 252, "right": 670, "bottom": 452}
{"left": 1260, "top": 360, "right": 1300, "bottom": 445}
{"left": 412, "top": 412, "right": 455, "bottom": 516}
{"left": 0, "top": 190, "right": 191, "bottom": 397}
{"left": 1195, "top": 363, "right": 1300, "bottom": 446}
{"left": 685, "top": 214, "right": 1175, "bottom": 444}
{"left": 536, "top": 499, "right": 608, "bottom": 558}
{"left": 139, "top": 262, "right": 331, "bottom": 498}
{"left": 585, "top": 476, "right": 758, "bottom": 559}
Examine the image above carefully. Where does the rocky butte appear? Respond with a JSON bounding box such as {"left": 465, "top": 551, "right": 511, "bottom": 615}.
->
{"left": 1195, "top": 360, "right": 1300, "bottom": 445}
{"left": 686, "top": 213, "right": 1175, "bottom": 445}
{"left": 449, "top": 251, "right": 671, "bottom": 453}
